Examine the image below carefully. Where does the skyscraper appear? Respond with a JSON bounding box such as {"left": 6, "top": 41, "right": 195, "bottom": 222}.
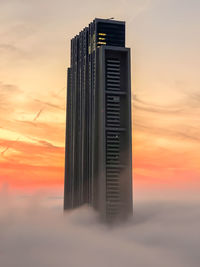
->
{"left": 64, "top": 18, "right": 132, "bottom": 222}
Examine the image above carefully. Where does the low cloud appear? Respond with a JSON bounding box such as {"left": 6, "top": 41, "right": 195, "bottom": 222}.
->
{"left": 0, "top": 192, "right": 199, "bottom": 267}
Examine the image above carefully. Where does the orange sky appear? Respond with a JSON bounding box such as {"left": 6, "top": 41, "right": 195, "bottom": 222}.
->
{"left": 0, "top": 0, "right": 200, "bottom": 196}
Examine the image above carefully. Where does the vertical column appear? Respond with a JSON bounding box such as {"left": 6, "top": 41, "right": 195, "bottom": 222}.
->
{"left": 64, "top": 68, "right": 73, "bottom": 209}
{"left": 83, "top": 28, "right": 89, "bottom": 203}
{"left": 96, "top": 46, "right": 133, "bottom": 222}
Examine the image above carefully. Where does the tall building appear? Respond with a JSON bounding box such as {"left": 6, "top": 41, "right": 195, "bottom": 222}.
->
{"left": 64, "top": 18, "right": 133, "bottom": 222}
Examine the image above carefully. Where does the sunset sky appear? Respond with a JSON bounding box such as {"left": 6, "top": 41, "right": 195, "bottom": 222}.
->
{"left": 0, "top": 0, "right": 200, "bottom": 198}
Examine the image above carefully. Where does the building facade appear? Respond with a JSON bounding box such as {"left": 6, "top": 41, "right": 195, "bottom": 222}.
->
{"left": 64, "top": 18, "right": 133, "bottom": 222}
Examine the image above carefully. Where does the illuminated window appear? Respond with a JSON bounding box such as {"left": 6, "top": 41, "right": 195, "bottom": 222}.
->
{"left": 98, "top": 33, "right": 106, "bottom": 36}
{"left": 97, "top": 41, "right": 106, "bottom": 45}
{"left": 88, "top": 45, "right": 91, "bottom": 54}
{"left": 99, "top": 37, "right": 106, "bottom": 40}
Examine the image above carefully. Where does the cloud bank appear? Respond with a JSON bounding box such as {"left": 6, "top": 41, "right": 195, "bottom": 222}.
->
{"left": 0, "top": 193, "right": 199, "bottom": 267}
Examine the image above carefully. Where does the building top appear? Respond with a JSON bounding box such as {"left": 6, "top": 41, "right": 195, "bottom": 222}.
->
{"left": 71, "top": 18, "right": 126, "bottom": 48}
{"left": 93, "top": 18, "right": 125, "bottom": 25}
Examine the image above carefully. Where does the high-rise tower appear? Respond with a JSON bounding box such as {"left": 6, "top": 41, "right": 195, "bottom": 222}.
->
{"left": 64, "top": 18, "right": 132, "bottom": 222}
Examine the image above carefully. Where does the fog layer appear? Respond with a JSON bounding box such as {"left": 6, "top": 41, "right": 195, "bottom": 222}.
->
{"left": 0, "top": 193, "right": 200, "bottom": 267}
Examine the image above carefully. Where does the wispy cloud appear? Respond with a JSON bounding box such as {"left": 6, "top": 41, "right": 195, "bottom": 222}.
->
{"left": 132, "top": 92, "right": 200, "bottom": 143}
{"left": 34, "top": 99, "right": 65, "bottom": 111}
{"left": 0, "top": 79, "right": 65, "bottom": 190}
{"left": 0, "top": 44, "right": 21, "bottom": 53}
{"left": 33, "top": 108, "right": 44, "bottom": 121}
